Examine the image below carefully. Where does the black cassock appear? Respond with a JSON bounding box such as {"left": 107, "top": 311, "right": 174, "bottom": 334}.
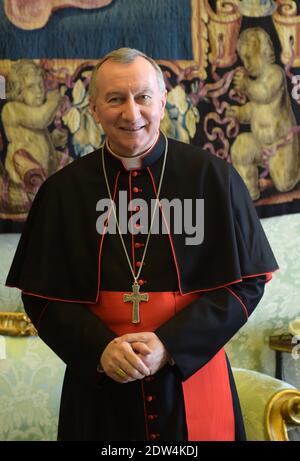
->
{"left": 6, "top": 133, "right": 278, "bottom": 440}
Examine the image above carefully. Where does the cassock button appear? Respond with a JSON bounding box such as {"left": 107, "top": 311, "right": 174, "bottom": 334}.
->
{"left": 136, "top": 261, "right": 143, "bottom": 268}
{"left": 132, "top": 171, "right": 138, "bottom": 177}
{"left": 138, "top": 279, "right": 146, "bottom": 286}
{"left": 146, "top": 395, "right": 154, "bottom": 402}
{"left": 135, "top": 242, "right": 144, "bottom": 249}
{"left": 150, "top": 433, "right": 160, "bottom": 440}
{"left": 147, "top": 414, "right": 157, "bottom": 421}
{"left": 133, "top": 187, "right": 139, "bottom": 193}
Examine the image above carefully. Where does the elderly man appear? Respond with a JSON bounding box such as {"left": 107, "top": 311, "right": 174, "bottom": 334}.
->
{"left": 7, "top": 48, "right": 278, "bottom": 441}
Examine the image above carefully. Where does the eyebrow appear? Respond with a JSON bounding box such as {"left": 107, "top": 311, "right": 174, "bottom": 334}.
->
{"left": 105, "top": 88, "right": 154, "bottom": 99}
{"left": 105, "top": 92, "right": 122, "bottom": 99}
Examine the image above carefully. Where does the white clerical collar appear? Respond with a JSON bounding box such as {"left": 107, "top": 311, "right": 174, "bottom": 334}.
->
{"left": 106, "top": 132, "right": 160, "bottom": 170}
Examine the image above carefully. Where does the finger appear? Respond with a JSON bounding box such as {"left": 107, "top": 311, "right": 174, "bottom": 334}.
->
{"left": 107, "top": 337, "right": 151, "bottom": 377}
{"left": 108, "top": 362, "right": 135, "bottom": 381}
{"left": 117, "top": 356, "right": 148, "bottom": 379}
{"left": 120, "top": 363, "right": 147, "bottom": 380}
{"left": 108, "top": 369, "right": 136, "bottom": 384}
{"left": 235, "top": 69, "right": 244, "bottom": 77}
{"left": 132, "top": 342, "right": 152, "bottom": 355}
{"left": 108, "top": 342, "right": 150, "bottom": 378}
{"left": 115, "top": 367, "right": 128, "bottom": 379}
{"left": 122, "top": 352, "right": 150, "bottom": 378}
{"left": 121, "top": 332, "right": 152, "bottom": 343}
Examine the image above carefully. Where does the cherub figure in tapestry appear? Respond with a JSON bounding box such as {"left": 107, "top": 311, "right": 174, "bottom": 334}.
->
{"left": 1, "top": 59, "right": 71, "bottom": 202}
{"left": 226, "top": 27, "right": 300, "bottom": 200}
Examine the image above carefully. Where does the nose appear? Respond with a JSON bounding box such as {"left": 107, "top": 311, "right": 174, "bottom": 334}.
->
{"left": 122, "top": 98, "right": 140, "bottom": 122}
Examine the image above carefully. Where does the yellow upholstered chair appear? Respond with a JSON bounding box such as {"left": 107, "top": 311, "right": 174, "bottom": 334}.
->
{"left": 233, "top": 368, "right": 300, "bottom": 441}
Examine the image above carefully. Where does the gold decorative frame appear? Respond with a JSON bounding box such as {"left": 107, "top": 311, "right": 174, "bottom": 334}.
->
{"left": 188, "top": 0, "right": 242, "bottom": 79}
{"left": 0, "top": 311, "right": 37, "bottom": 336}
{"left": 158, "top": 0, "right": 242, "bottom": 81}
{"left": 269, "top": 333, "right": 294, "bottom": 353}
{"left": 266, "top": 389, "right": 300, "bottom": 440}
{"left": 273, "top": 0, "right": 300, "bottom": 67}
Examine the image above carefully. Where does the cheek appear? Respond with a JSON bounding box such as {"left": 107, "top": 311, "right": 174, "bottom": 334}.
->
{"left": 98, "top": 110, "right": 118, "bottom": 126}
{"left": 144, "top": 106, "right": 165, "bottom": 122}
{"left": 23, "top": 93, "right": 33, "bottom": 105}
{"left": 92, "top": 111, "right": 105, "bottom": 126}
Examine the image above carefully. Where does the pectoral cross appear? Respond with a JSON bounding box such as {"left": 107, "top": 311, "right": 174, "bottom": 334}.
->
{"left": 123, "top": 281, "right": 149, "bottom": 324}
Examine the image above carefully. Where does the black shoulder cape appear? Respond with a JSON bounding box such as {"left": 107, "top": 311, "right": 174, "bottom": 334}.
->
{"left": 6, "top": 136, "right": 278, "bottom": 302}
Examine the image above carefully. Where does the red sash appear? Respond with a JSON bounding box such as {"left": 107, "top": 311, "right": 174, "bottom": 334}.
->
{"left": 88, "top": 290, "right": 235, "bottom": 441}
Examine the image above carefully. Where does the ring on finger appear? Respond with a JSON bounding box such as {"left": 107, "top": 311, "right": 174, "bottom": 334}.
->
{"left": 115, "top": 367, "right": 127, "bottom": 379}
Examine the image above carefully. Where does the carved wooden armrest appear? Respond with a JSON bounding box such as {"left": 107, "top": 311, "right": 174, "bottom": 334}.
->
{"left": 266, "top": 389, "right": 300, "bottom": 441}
{"left": 0, "top": 311, "right": 37, "bottom": 336}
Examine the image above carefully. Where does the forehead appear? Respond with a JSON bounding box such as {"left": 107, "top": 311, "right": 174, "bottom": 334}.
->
{"left": 96, "top": 56, "right": 159, "bottom": 94}
{"left": 240, "top": 34, "right": 259, "bottom": 51}
{"left": 23, "top": 69, "right": 42, "bottom": 85}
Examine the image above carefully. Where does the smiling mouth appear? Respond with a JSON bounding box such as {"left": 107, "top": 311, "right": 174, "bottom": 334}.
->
{"left": 120, "top": 126, "right": 145, "bottom": 132}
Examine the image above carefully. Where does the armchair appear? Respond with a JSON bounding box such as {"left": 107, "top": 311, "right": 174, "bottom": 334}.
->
{"left": 233, "top": 368, "right": 300, "bottom": 441}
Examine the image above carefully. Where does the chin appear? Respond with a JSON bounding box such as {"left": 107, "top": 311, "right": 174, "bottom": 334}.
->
{"left": 112, "top": 130, "right": 158, "bottom": 155}
{"left": 32, "top": 101, "right": 44, "bottom": 107}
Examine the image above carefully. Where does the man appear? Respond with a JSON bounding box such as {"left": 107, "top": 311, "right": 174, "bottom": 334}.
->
{"left": 6, "top": 48, "right": 278, "bottom": 441}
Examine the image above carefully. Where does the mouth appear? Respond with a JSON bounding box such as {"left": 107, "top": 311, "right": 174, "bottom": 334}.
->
{"left": 119, "top": 126, "right": 145, "bottom": 132}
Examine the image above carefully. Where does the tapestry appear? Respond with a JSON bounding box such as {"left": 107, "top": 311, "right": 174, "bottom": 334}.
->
{"left": 1, "top": 0, "right": 300, "bottom": 233}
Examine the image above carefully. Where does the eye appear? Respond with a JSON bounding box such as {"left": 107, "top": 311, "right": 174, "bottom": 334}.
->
{"left": 138, "top": 94, "right": 151, "bottom": 103}
{"left": 108, "top": 96, "right": 122, "bottom": 105}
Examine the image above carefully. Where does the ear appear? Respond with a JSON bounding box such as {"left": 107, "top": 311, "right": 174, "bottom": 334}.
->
{"left": 89, "top": 98, "right": 100, "bottom": 123}
{"left": 160, "top": 90, "right": 167, "bottom": 120}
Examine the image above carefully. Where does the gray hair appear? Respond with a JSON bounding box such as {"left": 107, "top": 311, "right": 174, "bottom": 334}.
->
{"left": 89, "top": 47, "right": 166, "bottom": 99}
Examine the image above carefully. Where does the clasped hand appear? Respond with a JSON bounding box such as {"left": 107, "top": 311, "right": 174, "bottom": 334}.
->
{"left": 100, "top": 332, "right": 168, "bottom": 383}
